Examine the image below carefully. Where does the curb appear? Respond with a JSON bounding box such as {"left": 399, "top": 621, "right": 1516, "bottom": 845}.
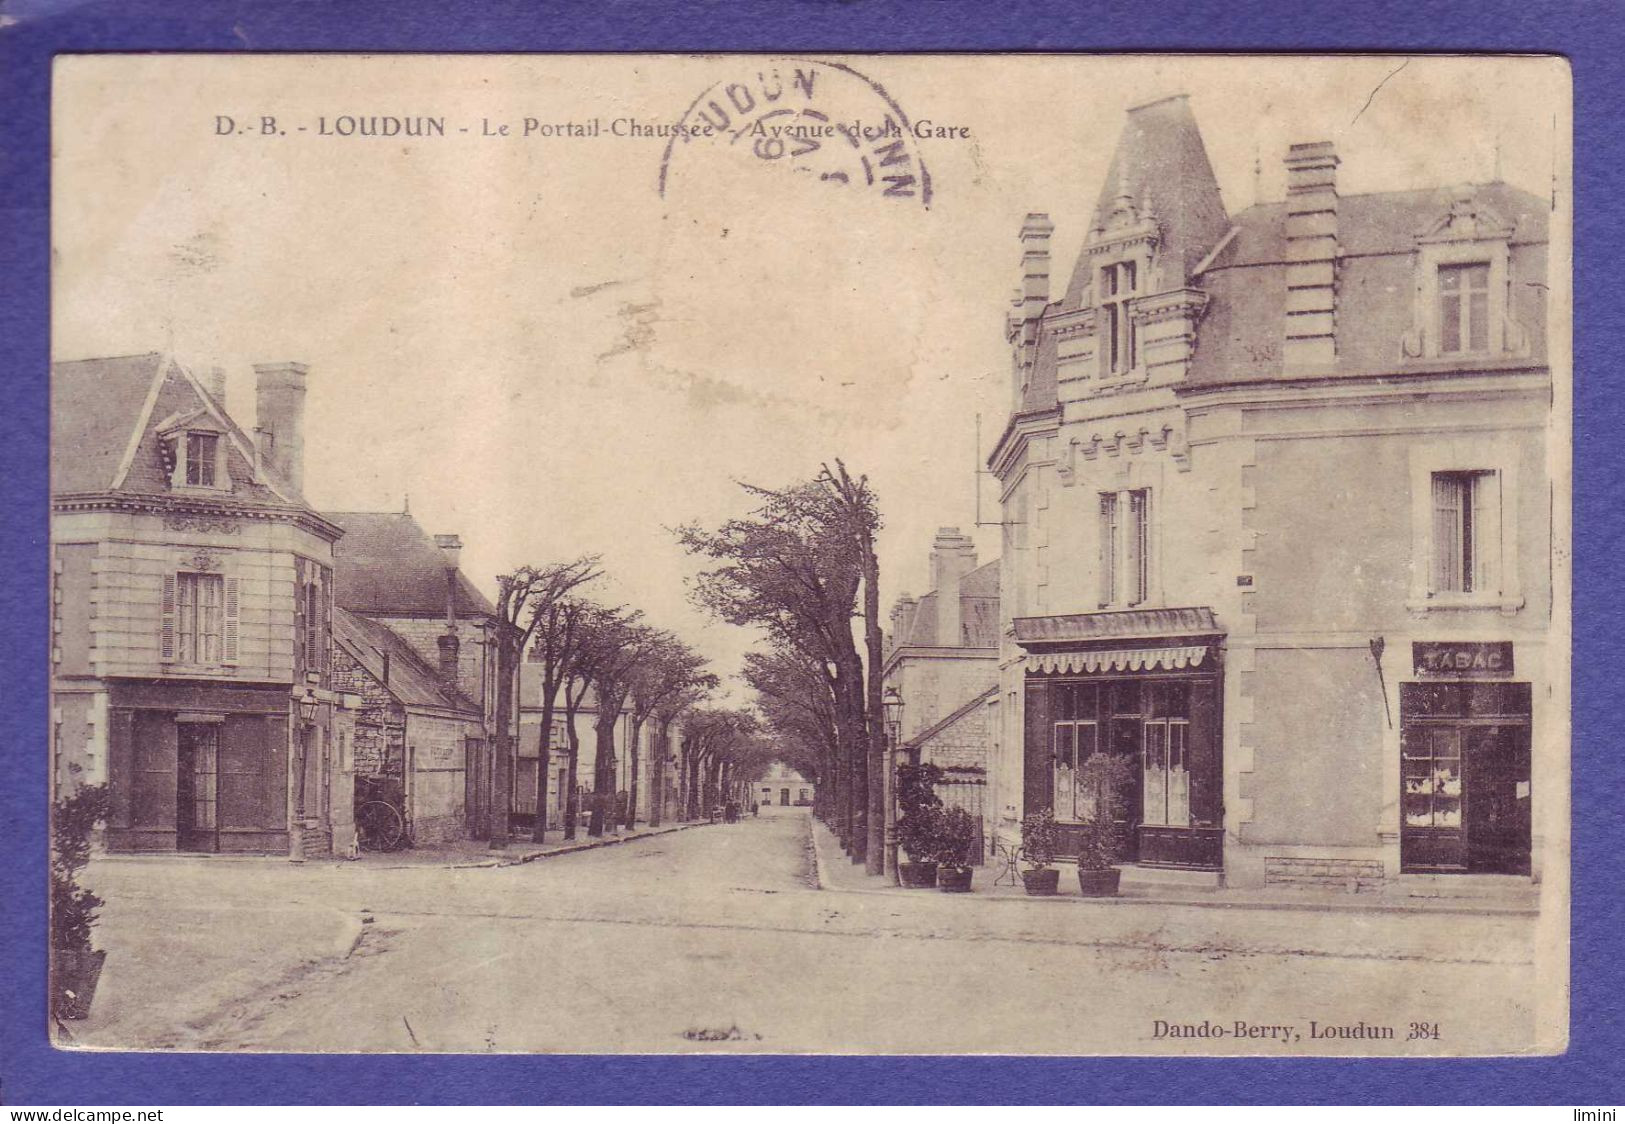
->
{"left": 807, "top": 822, "right": 1536, "bottom": 919}
{"left": 448, "top": 820, "right": 715, "bottom": 870}
{"left": 808, "top": 814, "right": 829, "bottom": 890}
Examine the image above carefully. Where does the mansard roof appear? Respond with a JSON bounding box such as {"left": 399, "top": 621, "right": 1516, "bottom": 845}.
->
{"left": 1188, "top": 181, "right": 1549, "bottom": 386}
{"left": 51, "top": 353, "right": 328, "bottom": 526}
{"left": 334, "top": 607, "right": 479, "bottom": 714}
{"left": 327, "top": 510, "right": 497, "bottom": 620}
{"left": 1062, "top": 94, "right": 1230, "bottom": 306}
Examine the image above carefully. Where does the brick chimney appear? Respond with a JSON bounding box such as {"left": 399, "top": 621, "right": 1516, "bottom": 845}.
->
{"left": 252, "top": 362, "right": 308, "bottom": 492}
{"left": 1010, "top": 214, "right": 1054, "bottom": 401}
{"left": 930, "top": 527, "right": 978, "bottom": 648}
{"left": 1282, "top": 141, "right": 1339, "bottom": 368}
{"left": 1020, "top": 213, "right": 1054, "bottom": 317}
{"left": 888, "top": 592, "right": 918, "bottom": 653}
{"left": 203, "top": 366, "right": 228, "bottom": 404}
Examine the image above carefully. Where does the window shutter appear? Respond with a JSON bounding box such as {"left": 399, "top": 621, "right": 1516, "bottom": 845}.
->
{"left": 1472, "top": 472, "right": 1500, "bottom": 595}
{"left": 1431, "top": 474, "right": 1462, "bottom": 593}
{"left": 222, "top": 575, "right": 240, "bottom": 664}
{"left": 160, "top": 574, "right": 177, "bottom": 662}
{"left": 1098, "top": 493, "right": 1117, "bottom": 606}
{"left": 1128, "top": 490, "right": 1148, "bottom": 605}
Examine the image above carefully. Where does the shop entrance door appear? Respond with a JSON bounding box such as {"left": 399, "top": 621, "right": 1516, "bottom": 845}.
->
{"left": 175, "top": 722, "right": 220, "bottom": 852}
{"left": 1462, "top": 724, "right": 1532, "bottom": 873}
{"left": 1400, "top": 682, "right": 1531, "bottom": 875}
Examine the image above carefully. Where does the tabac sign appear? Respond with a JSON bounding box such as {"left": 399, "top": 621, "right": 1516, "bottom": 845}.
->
{"left": 1412, "top": 641, "right": 1514, "bottom": 678}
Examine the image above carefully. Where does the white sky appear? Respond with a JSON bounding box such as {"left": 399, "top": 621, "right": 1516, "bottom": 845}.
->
{"left": 52, "top": 54, "right": 1568, "bottom": 694}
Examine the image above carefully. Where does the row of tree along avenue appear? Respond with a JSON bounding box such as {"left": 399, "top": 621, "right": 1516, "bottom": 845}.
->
{"left": 488, "top": 556, "right": 748, "bottom": 844}
{"left": 679, "top": 461, "right": 890, "bottom": 873}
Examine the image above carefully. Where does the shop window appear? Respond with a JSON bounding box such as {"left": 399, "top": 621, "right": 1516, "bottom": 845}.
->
{"left": 1142, "top": 683, "right": 1191, "bottom": 827}
{"left": 1437, "top": 262, "right": 1490, "bottom": 355}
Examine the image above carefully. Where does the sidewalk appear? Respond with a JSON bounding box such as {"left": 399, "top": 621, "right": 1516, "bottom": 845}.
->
{"left": 808, "top": 817, "right": 1539, "bottom": 917}
{"left": 363, "top": 818, "right": 716, "bottom": 869}
{"left": 88, "top": 818, "right": 718, "bottom": 871}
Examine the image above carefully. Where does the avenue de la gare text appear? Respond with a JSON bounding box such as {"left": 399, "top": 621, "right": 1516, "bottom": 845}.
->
{"left": 213, "top": 114, "right": 972, "bottom": 141}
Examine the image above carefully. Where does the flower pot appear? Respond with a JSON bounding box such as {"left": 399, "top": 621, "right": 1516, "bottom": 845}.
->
{"left": 938, "top": 866, "right": 973, "bottom": 893}
{"left": 898, "top": 861, "right": 938, "bottom": 889}
{"left": 1021, "top": 867, "right": 1060, "bottom": 896}
{"left": 52, "top": 948, "right": 106, "bottom": 1020}
{"left": 1077, "top": 867, "right": 1122, "bottom": 897}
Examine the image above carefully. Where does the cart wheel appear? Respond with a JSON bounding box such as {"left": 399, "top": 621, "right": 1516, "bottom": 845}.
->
{"left": 356, "top": 800, "right": 406, "bottom": 851}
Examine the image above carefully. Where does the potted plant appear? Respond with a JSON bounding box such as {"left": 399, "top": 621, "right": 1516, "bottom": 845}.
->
{"left": 1018, "top": 807, "right": 1061, "bottom": 896}
{"left": 1076, "top": 752, "right": 1134, "bottom": 897}
{"left": 895, "top": 762, "right": 944, "bottom": 888}
{"left": 934, "top": 806, "right": 979, "bottom": 893}
{"left": 51, "top": 783, "right": 111, "bottom": 1020}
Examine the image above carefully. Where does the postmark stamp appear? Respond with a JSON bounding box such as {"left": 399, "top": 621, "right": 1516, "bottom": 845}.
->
{"left": 657, "top": 58, "right": 933, "bottom": 208}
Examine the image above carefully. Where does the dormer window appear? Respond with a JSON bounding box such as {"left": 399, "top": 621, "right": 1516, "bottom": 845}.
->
{"left": 1101, "top": 261, "right": 1139, "bottom": 374}
{"left": 1403, "top": 190, "right": 1528, "bottom": 362}
{"left": 160, "top": 424, "right": 230, "bottom": 491}
{"left": 186, "top": 432, "right": 219, "bottom": 486}
{"left": 1438, "top": 262, "right": 1490, "bottom": 354}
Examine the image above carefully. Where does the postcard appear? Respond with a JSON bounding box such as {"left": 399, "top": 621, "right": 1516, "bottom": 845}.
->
{"left": 48, "top": 53, "right": 1570, "bottom": 1056}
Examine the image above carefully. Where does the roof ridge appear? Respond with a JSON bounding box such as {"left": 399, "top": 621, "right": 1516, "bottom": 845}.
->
{"left": 903, "top": 685, "right": 998, "bottom": 751}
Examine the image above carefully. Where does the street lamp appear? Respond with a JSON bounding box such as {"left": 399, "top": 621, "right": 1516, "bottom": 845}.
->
{"left": 290, "top": 690, "right": 320, "bottom": 863}
{"left": 882, "top": 686, "right": 904, "bottom": 884}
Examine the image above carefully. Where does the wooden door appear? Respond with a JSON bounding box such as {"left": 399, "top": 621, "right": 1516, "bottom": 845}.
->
{"left": 176, "top": 723, "right": 220, "bottom": 852}
{"left": 131, "top": 710, "right": 178, "bottom": 845}
{"left": 1464, "top": 724, "right": 1531, "bottom": 874}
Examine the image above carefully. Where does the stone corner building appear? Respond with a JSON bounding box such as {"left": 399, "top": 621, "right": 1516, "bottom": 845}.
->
{"left": 51, "top": 354, "right": 347, "bottom": 854}
{"left": 989, "top": 95, "right": 1554, "bottom": 891}
{"left": 325, "top": 511, "right": 498, "bottom": 842}
{"left": 883, "top": 527, "right": 1001, "bottom": 827}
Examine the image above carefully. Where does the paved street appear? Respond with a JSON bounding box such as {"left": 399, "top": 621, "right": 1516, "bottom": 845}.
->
{"left": 71, "top": 809, "right": 1542, "bottom": 1055}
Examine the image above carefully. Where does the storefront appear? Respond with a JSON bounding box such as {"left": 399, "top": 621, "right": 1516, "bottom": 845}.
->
{"left": 1015, "top": 608, "right": 1225, "bottom": 870}
{"left": 105, "top": 679, "right": 294, "bottom": 853}
{"left": 1399, "top": 641, "right": 1532, "bottom": 875}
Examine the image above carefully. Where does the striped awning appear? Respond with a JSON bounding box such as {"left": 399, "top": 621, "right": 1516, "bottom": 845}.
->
{"left": 1025, "top": 645, "right": 1210, "bottom": 676}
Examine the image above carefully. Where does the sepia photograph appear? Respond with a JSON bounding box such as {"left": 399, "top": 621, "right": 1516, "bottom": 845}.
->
{"left": 45, "top": 52, "right": 1571, "bottom": 1057}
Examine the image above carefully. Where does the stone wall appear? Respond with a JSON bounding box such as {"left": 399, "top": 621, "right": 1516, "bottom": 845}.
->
{"left": 1264, "top": 855, "right": 1385, "bottom": 893}
{"left": 331, "top": 643, "right": 406, "bottom": 778}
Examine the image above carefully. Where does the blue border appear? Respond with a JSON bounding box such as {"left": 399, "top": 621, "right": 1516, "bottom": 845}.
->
{"left": 2, "top": 0, "right": 1619, "bottom": 1106}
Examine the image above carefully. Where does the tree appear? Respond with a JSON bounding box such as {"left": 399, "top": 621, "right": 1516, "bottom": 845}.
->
{"left": 680, "top": 707, "right": 763, "bottom": 819}
{"left": 574, "top": 605, "right": 665, "bottom": 837}
{"left": 491, "top": 557, "right": 601, "bottom": 845}
{"left": 626, "top": 637, "right": 716, "bottom": 829}
{"left": 677, "top": 477, "right": 870, "bottom": 859}
{"left": 525, "top": 588, "right": 599, "bottom": 842}
{"left": 819, "top": 460, "right": 887, "bottom": 875}
{"left": 744, "top": 643, "right": 839, "bottom": 821}
{"left": 557, "top": 612, "right": 596, "bottom": 842}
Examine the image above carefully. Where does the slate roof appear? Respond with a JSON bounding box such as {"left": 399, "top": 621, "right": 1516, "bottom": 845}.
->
{"left": 899, "top": 559, "right": 1002, "bottom": 648}
{"left": 1019, "top": 96, "right": 1550, "bottom": 412}
{"left": 333, "top": 608, "right": 478, "bottom": 713}
{"left": 326, "top": 511, "right": 497, "bottom": 619}
{"left": 1188, "top": 182, "right": 1549, "bottom": 386}
{"left": 1062, "top": 95, "right": 1230, "bottom": 308}
{"left": 51, "top": 352, "right": 310, "bottom": 512}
